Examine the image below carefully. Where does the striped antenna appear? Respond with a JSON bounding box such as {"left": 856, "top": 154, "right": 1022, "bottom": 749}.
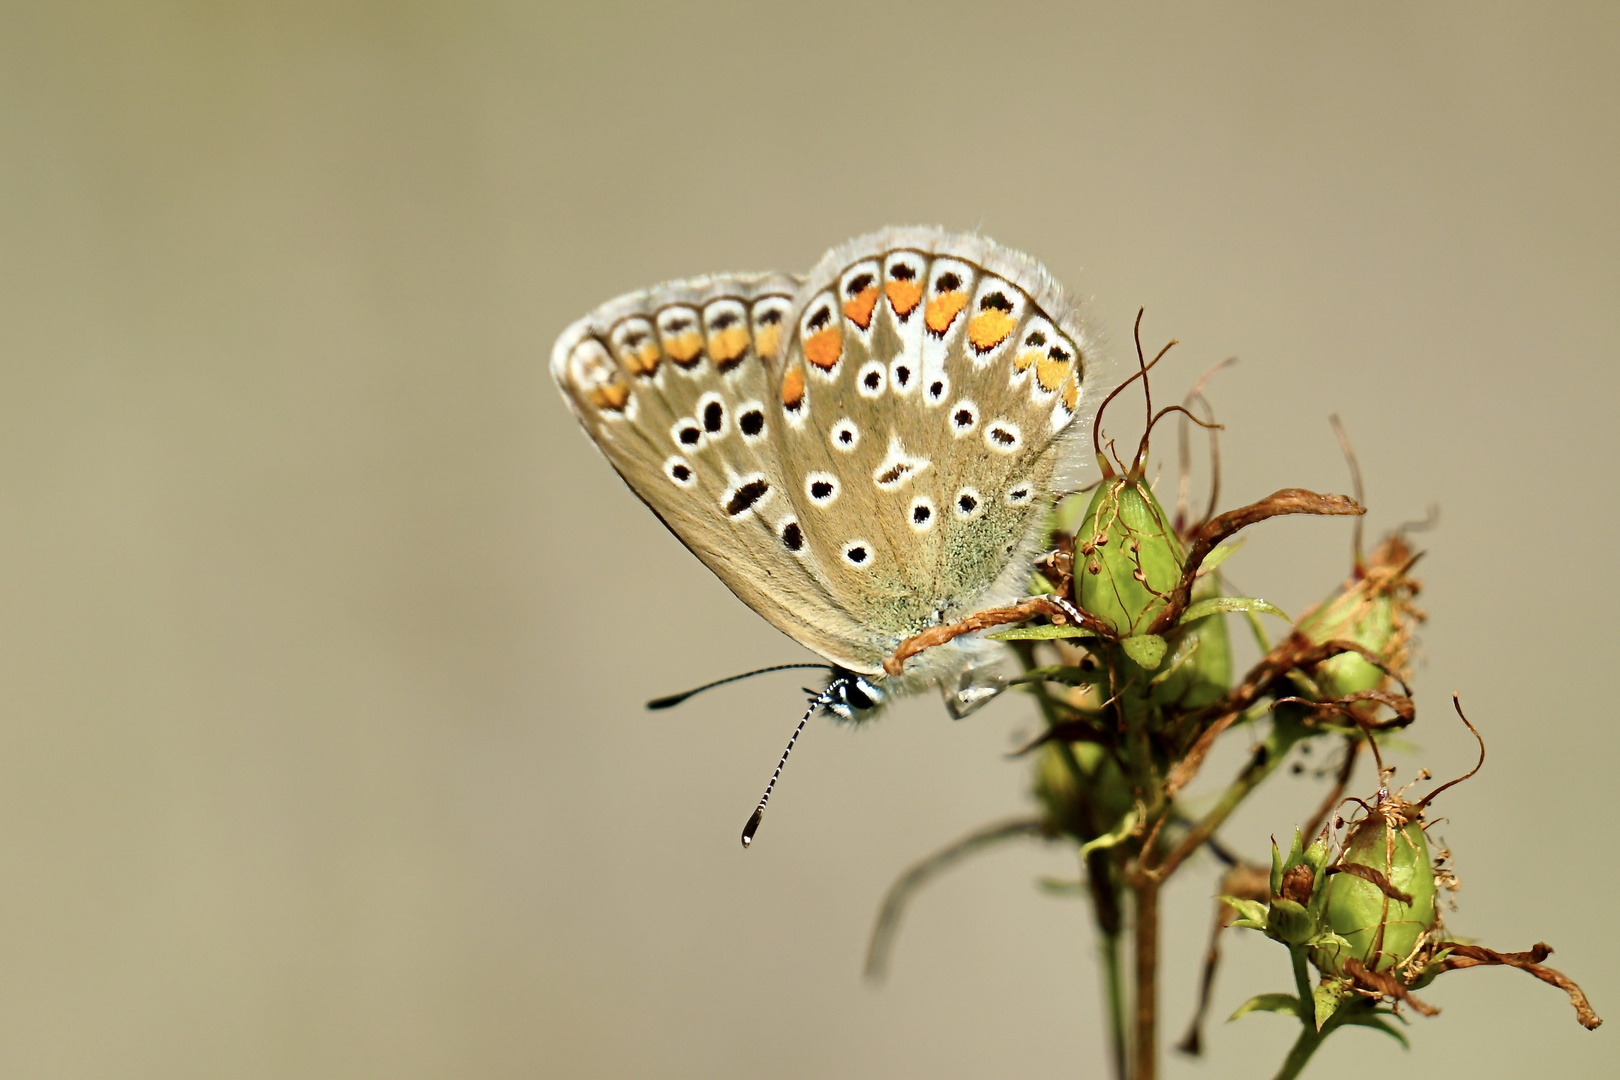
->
{"left": 740, "top": 680, "right": 842, "bottom": 848}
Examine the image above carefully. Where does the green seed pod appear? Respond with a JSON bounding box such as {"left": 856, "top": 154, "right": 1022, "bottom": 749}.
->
{"left": 1076, "top": 477, "right": 1185, "bottom": 648}
{"left": 1313, "top": 803, "right": 1439, "bottom": 976}
{"left": 1296, "top": 533, "right": 1421, "bottom": 699}
{"left": 1148, "top": 571, "right": 1232, "bottom": 711}
{"left": 1031, "top": 740, "right": 1132, "bottom": 841}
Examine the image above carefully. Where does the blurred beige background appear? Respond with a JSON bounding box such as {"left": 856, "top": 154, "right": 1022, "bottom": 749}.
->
{"left": 3, "top": 2, "right": 1616, "bottom": 1077}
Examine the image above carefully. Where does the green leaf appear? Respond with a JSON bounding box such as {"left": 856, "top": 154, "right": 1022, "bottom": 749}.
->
{"left": 1199, "top": 540, "right": 1242, "bottom": 573}
{"left": 1313, "top": 981, "right": 1352, "bottom": 1031}
{"left": 988, "top": 624, "right": 1099, "bottom": 641}
{"left": 1242, "top": 608, "right": 1273, "bottom": 653}
{"left": 1229, "top": 993, "right": 1305, "bottom": 1021}
{"left": 1078, "top": 807, "right": 1142, "bottom": 857}
{"left": 1338, "top": 1014, "right": 1411, "bottom": 1049}
{"left": 1179, "top": 596, "right": 1288, "bottom": 626}
{"left": 1009, "top": 665, "right": 1107, "bottom": 687}
{"left": 1305, "top": 930, "right": 1352, "bottom": 954}
{"left": 1218, "top": 896, "right": 1270, "bottom": 927}
{"left": 1121, "top": 633, "right": 1168, "bottom": 669}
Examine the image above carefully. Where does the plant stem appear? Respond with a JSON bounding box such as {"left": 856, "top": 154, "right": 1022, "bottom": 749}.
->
{"left": 1086, "top": 849, "right": 1128, "bottom": 1080}
{"left": 1271, "top": 1025, "right": 1321, "bottom": 1080}
{"left": 1269, "top": 946, "right": 1322, "bottom": 1080}
{"left": 1153, "top": 712, "right": 1307, "bottom": 879}
{"left": 1131, "top": 876, "right": 1160, "bottom": 1080}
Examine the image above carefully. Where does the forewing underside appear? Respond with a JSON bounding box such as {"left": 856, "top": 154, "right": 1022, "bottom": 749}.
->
{"left": 551, "top": 272, "right": 880, "bottom": 670}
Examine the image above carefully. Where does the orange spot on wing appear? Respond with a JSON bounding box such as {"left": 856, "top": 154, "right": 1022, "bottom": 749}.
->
{"left": 709, "top": 325, "right": 750, "bottom": 368}
{"left": 1061, "top": 374, "right": 1079, "bottom": 411}
{"left": 1037, "top": 354, "right": 1073, "bottom": 393}
{"left": 924, "top": 292, "right": 968, "bottom": 336}
{"left": 590, "top": 379, "right": 631, "bottom": 412}
{"left": 781, "top": 366, "right": 805, "bottom": 408}
{"left": 966, "top": 309, "right": 1016, "bottom": 353}
{"left": 843, "top": 287, "right": 879, "bottom": 330}
{"left": 665, "top": 331, "right": 703, "bottom": 366}
{"left": 621, "top": 340, "right": 661, "bottom": 376}
{"left": 886, "top": 279, "right": 923, "bottom": 317}
{"left": 1014, "top": 348, "right": 1040, "bottom": 372}
{"left": 754, "top": 323, "right": 782, "bottom": 361}
{"left": 804, "top": 327, "right": 843, "bottom": 371}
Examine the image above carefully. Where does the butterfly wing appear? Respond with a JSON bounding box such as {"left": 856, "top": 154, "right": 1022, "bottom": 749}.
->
{"left": 553, "top": 229, "right": 1113, "bottom": 681}
{"left": 764, "top": 228, "right": 1111, "bottom": 673}
{"left": 552, "top": 272, "right": 882, "bottom": 671}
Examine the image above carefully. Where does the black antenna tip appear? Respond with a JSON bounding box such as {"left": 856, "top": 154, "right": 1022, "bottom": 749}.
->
{"left": 741, "top": 808, "right": 763, "bottom": 848}
{"left": 645, "top": 692, "right": 686, "bottom": 710}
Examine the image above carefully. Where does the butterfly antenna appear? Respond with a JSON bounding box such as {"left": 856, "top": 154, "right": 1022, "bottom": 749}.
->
{"left": 740, "top": 686, "right": 832, "bottom": 848}
{"left": 645, "top": 663, "right": 834, "bottom": 710}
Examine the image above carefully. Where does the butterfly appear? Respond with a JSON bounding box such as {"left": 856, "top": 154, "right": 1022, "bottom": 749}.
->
{"left": 552, "top": 227, "right": 1111, "bottom": 840}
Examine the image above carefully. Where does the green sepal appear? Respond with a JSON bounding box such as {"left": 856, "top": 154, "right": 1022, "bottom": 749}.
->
{"left": 1178, "top": 596, "right": 1288, "bottom": 626}
{"left": 1269, "top": 838, "right": 1286, "bottom": 897}
{"left": 988, "top": 624, "right": 1099, "bottom": 641}
{"left": 1229, "top": 993, "right": 1306, "bottom": 1021}
{"left": 1121, "top": 633, "right": 1168, "bottom": 670}
{"left": 1267, "top": 898, "right": 1314, "bottom": 945}
{"left": 1219, "top": 895, "right": 1270, "bottom": 930}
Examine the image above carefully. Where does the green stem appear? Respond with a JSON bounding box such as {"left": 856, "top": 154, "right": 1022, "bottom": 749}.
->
{"left": 1017, "top": 645, "right": 1127, "bottom": 1080}
{"left": 1270, "top": 947, "right": 1322, "bottom": 1080}
{"left": 1289, "top": 945, "right": 1314, "bottom": 1004}
{"left": 1154, "top": 710, "right": 1309, "bottom": 879}
{"left": 1271, "top": 1025, "right": 1321, "bottom": 1080}
{"left": 1086, "top": 849, "right": 1128, "bottom": 1080}
{"left": 1131, "top": 876, "right": 1160, "bottom": 1080}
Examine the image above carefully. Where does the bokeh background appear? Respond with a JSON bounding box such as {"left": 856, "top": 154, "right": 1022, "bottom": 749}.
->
{"left": 3, "top": 3, "right": 1616, "bottom": 1077}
